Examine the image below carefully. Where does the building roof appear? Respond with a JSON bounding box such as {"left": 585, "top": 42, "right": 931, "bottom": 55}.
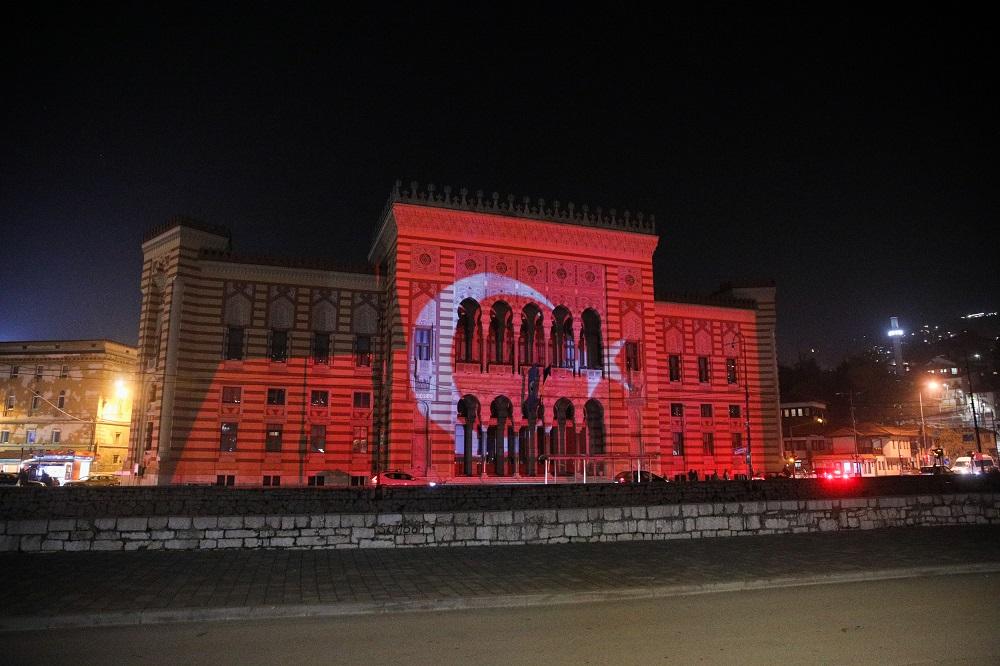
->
{"left": 654, "top": 291, "right": 757, "bottom": 310}
{"left": 383, "top": 180, "right": 657, "bottom": 236}
{"left": 0, "top": 339, "right": 137, "bottom": 356}
{"left": 826, "top": 423, "right": 920, "bottom": 438}
{"left": 198, "top": 248, "right": 375, "bottom": 275}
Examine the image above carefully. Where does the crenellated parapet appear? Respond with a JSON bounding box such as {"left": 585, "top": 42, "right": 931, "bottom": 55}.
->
{"left": 383, "top": 180, "right": 657, "bottom": 235}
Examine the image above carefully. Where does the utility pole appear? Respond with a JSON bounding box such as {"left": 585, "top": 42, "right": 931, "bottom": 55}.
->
{"left": 964, "top": 353, "right": 983, "bottom": 454}
{"left": 849, "top": 391, "right": 860, "bottom": 476}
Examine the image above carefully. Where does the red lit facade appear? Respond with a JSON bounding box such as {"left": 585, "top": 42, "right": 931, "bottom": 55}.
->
{"left": 128, "top": 185, "right": 781, "bottom": 485}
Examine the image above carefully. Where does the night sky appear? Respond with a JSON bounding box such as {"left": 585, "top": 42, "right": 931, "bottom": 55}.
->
{"left": 3, "top": 4, "right": 997, "bottom": 366}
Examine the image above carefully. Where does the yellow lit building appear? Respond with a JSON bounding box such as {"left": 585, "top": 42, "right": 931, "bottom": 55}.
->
{"left": 0, "top": 340, "right": 138, "bottom": 479}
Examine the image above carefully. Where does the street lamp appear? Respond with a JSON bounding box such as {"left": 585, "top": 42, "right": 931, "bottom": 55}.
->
{"left": 835, "top": 391, "right": 861, "bottom": 477}
{"left": 918, "top": 381, "right": 939, "bottom": 465}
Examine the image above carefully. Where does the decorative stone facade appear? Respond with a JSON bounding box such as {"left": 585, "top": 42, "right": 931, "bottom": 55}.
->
{"left": 127, "top": 183, "right": 782, "bottom": 486}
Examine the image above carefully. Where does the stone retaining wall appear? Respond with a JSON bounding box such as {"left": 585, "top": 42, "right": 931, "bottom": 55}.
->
{"left": 3, "top": 492, "right": 997, "bottom": 552}
{"left": 3, "top": 475, "right": 999, "bottom": 520}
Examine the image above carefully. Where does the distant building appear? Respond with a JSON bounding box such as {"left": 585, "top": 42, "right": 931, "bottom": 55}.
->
{"left": 127, "top": 184, "right": 783, "bottom": 486}
{"left": 815, "top": 423, "right": 920, "bottom": 476}
{"left": 0, "top": 340, "right": 137, "bottom": 480}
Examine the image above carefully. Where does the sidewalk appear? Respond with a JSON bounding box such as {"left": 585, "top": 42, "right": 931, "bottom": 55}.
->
{"left": 3, "top": 524, "right": 999, "bottom": 631}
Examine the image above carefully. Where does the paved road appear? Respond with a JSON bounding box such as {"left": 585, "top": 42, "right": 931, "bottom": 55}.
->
{"left": 7, "top": 574, "right": 999, "bottom": 665}
{"left": 3, "top": 525, "right": 1000, "bottom": 630}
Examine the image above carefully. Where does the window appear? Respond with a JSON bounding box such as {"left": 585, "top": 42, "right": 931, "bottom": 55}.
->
{"left": 225, "top": 326, "right": 245, "bottom": 360}
{"left": 263, "top": 475, "right": 281, "bottom": 486}
{"left": 27, "top": 429, "right": 37, "bottom": 444}
{"left": 30, "top": 392, "right": 41, "bottom": 411}
{"left": 668, "top": 355, "right": 681, "bottom": 382}
{"left": 149, "top": 385, "right": 156, "bottom": 402}
{"left": 3, "top": 391, "right": 13, "bottom": 413}
{"left": 216, "top": 475, "right": 235, "bottom": 487}
{"left": 310, "top": 424, "right": 327, "bottom": 452}
{"left": 113, "top": 454, "right": 120, "bottom": 464}
{"left": 354, "top": 335, "right": 372, "bottom": 367}
{"left": 731, "top": 432, "right": 742, "bottom": 452}
{"left": 0, "top": 431, "right": 9, "bottom": 444}
{"left": 353, "top": 392, "right": 371, "bottom": 409}
{"left": 671, "top": 403, "right": 684, "bottom": 417}
{"left": 726, "top": 358, "right": 737, "bottom": 384}
{"left": 624, "top": 341, "right": 641, "bottom": 372}
{"left": 352, "top": 426, "right": 368, "bottom": 453}
{"left": 266, "top": 388, "right": 286, "bottom": 405}
{"left": 269, "top": 329, "right": 289, "bottom": 362}
{"left": 10, "top": 366, "right": 18, "bottom": 378}
{"left": 310, "top": 390, "right": 329, "bottom": 407}
{"left": 672, "top": 432, "right": 684, "bottom": 456}
{"left": 144, "top": 422, "right": 154, "bottom": 450}
{"left": 35, "top": 365, "right": 44, "bottom": 379}
{"left": 265, "top": 424, "right": 283, "bottom": 452}
{"left": 308, "top": 475, "right": 325, "bottom": 486}
{"left": 312, "top": 332, "right": 330, "bottom": 364}
{"left": 700, "top": 404, "right": 713, "bottom": 418}
{"left": 698, "top": 357, "right": 710, "bottom": 382}
{"left": 60, "top": 365, "right": 69, "bottom": 379}
{"left": 220, "top": 422, "right": 238, "bottom": 452}
{"left": 221, "top": 386, "right": 242, "bottom": 404}
{"left": 415, "top": 327, "right": 432, "bottom": 360}
{"left": 703, "top": 432, "right": 714, "bottom": 455}
{"left": 57, "top": 390, "right": 66, "bottom": 409}
{"left": 729, "top": 404, "right": 741, "bottom": 418}
{"left": 52, "top": 429, "right": 61, "bottom": 444}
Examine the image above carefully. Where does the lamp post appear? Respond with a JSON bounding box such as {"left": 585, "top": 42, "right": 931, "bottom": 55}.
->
{"left": 918, "top": 381, "right": 939, "bottom": 466}
{"left": 964, "top": 353, "right": 983, "bottom": 454}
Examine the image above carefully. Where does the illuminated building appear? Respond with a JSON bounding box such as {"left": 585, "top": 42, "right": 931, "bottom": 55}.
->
{"left": 127, "top": 184, "right": 782, "bottom": 485}
{"left": 0, "top": 340, "right": 137, "bottom": 480}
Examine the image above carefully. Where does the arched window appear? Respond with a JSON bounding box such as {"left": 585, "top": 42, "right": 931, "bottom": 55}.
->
{"left": 580, "top": 309, "right": 603, "bottom": 370}
{"left": 489, "top": 395, "right": 515, "bottom": 476}
{"left": 488, "top": 301, "right": 514, "bottom": 364}
{"left": 551, "top": 307, "right": 574, "bottom": 368}
{"left": 519, "top": 304, "right": 544, "bottom": 366}
{"left": 456, "top": 298, "right": 482, "bottom": 363}
{"left": 456, "top": 395, "right": 481, "bottom": 476}
{"left": 553, "top": 397, "right": 576, "bottom": 455}
{"left": 585, "top": 399, "right": 605, "bottom": 454}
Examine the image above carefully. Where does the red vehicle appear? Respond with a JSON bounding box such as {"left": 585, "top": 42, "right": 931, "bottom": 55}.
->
{"left": 370, "top": 471, "right": 439, "bottom": 487}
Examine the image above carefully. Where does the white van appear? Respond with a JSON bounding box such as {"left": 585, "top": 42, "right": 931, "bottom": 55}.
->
{"left": 951, "top": 454, "right": 996, "bottom": 475}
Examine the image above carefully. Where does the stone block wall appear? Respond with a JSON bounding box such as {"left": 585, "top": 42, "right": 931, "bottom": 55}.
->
{"left": 2, "top": 492, "right": 997, "bottom": 552}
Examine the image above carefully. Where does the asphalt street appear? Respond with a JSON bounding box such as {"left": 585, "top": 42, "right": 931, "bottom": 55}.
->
{"left": 7, "top": 574, "right": 998, "bottom": 665}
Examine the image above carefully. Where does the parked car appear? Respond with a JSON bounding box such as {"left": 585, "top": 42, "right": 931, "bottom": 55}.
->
{"left": 919, "top": 465, "right": 953, "bottom": 475}
{"left": 63, "top": 474, "right": 121, "bottom": 487}
{"left": 370, "top": 471, "right": 438, "bottom": 487}
{"left": 613, "top": 470, "right": 668, "bottom": 484}
{"left": 952, "top": 454, "right": 996, "bottom": 476}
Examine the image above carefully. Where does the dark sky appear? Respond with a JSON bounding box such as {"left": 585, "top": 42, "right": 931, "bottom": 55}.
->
{"left": 3, "top": 4, "right": 997, "bottom": 366}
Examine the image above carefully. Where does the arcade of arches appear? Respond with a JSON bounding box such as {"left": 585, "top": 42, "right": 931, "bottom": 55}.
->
{"left": 455, "top": 394, "right": 606, "bottom": 477}
{"left": 456, "top": 300, "right": 603, "bottom": 370}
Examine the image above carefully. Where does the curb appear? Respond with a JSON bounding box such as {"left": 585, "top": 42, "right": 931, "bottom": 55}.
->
{"left": 2, "top": 562, "right": 998, "bottom": 632}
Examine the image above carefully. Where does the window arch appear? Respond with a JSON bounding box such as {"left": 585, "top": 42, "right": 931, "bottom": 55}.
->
{"left": 579, "top": 309, "right": 603, "bottom": 370}
{"left": 552, "top": 397, "right": 576, "bottom": 455}
{"left": 519, "top": 304, "right": 545, "bottom": 366}
{"left": 550, "top": 306, "right": 574, "bottom": 368}
{"left": 456, "top": 298, "right": 482, "bottom": 363}
{"left": 585, "top": 399, "right": 605, "bottom": 454}
{"left": 456, "top": 395, "right": 481, "bottom": 476}
{"left": 488, "top": 301, "right": 514, "bottom": 365}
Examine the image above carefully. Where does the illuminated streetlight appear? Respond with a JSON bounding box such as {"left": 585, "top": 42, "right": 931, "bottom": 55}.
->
{"left": 919, "top": 381, "right": 940, "bottom": 465}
